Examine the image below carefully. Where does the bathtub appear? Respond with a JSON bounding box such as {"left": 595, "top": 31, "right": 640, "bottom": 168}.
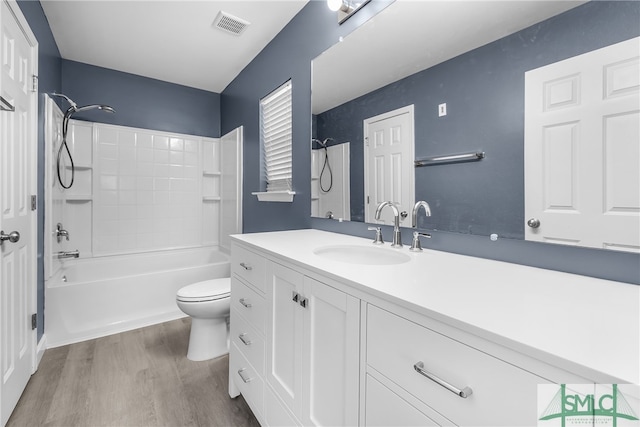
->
{"left": 45, "top": 246, "right": 230, "bottom": 348}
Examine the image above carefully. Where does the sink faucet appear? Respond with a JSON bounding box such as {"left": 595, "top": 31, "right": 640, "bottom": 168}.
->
{"left": 57, "top": 250, "right": 79, "bottom": 259}
{"left": 375, "top": 201, "right": 402, "bottom": 248}
{"left": 412, "top": 201, "right": 432, "bottom": 228}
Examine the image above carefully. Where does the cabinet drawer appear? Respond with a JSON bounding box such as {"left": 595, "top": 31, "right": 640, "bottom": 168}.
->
{"left": 231, "top": 277, "right": 266, "bottom": 335}
{"left": 365, "top": 374, "right": 442, "bottom": 427}
{"left": 230, "top": 342, "right": 264, "bottom": 417}
{"left": 367, "top": 305, "right": 549, "bottom": 426}
{"left": 231, "top": 308, "right": 265, "bottom": 376}
{"left": 232, "top": 245, "right": 266, "bottom": 292}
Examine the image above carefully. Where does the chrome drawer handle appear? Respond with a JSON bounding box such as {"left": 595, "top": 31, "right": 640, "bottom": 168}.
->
{"left": 239, "top": 298, "right": 252, "bottom": 308}
{"left": 238, "top": 333, "right": 252, "bottom": 346}
{"left": 413, "top": 361, "right": 473, "bottom": 398}
{"left": 239, "top": 262, "right": 252, "bottom": 271}
{"left": 238, "top": 368, "right": 253, "bottom": 383}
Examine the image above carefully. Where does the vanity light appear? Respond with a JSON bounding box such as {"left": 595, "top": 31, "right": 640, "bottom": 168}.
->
{"left": 327, "top": 0, "right": 353, "bottom": 13}
{"left": 327, "top": 0, "right": 370, "bottom": 24}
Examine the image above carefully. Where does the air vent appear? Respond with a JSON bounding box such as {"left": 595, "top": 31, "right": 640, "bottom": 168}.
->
{"left": 213, "top": 11, "right": 250, "bottom": 35}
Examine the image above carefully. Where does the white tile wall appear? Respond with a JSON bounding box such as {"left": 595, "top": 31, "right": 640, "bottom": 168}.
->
{"left": 90, "top": 124, "right": 217, "bottom": 256}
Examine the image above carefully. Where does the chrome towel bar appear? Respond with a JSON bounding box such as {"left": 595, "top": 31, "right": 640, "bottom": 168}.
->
{"left": 415, "top": 151, "right": 485, "bottom": 167}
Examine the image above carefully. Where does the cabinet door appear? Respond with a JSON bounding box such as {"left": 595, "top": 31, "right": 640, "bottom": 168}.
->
{"left": 266, "top": 262, "right": 304, "bottom": 417}
{"left": 302, "top": 276, "right": 360, "bottom": 427}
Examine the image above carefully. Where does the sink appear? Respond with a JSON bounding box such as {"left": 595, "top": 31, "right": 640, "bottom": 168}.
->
{"left": 313, "top": 244, "right": 411, "bottom": 265}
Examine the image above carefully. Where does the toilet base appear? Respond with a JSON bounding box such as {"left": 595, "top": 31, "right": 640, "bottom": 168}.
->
{"left": 187, "top": 316, "right": 229, "bottom": 361}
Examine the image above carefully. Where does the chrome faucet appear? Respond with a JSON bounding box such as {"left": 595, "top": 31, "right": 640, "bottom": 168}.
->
{"left": 57, "top": 250, "right": 79, "bottom": 259}
{"left": 56, "top": 223, "right": 70, "bottom": 243}
{"left": 375, "top": 201, "right": 402, "bottom": 248}
{"left": 412, "top": 201, "right": 432, "bottom": 228}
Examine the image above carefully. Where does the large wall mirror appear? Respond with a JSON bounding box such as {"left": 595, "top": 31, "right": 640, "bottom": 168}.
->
{"left": 311, "top": 0, "right": 639, "bottom": 252}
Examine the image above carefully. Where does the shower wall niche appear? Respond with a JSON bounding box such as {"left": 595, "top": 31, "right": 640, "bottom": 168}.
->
{"left": 44, "top": 96, "right": 236, "bottom": 279}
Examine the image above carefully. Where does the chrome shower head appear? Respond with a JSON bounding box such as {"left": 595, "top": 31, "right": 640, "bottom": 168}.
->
{"left": 74, "top": 104, "right": 115, "bottom": 114}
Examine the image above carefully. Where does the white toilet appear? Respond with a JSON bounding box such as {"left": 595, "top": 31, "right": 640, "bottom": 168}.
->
{"left": 176, "top": 278, "right": 231, "bottom": 361}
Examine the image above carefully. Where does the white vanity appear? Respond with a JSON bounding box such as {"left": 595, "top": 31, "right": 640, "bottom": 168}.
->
{"left": 228, "top": 229, "right": 639, "bottom": 426}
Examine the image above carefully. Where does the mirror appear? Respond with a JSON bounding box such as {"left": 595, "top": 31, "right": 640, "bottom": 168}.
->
{"left": 311, "top": 0, "right": 640, "bottom": 252}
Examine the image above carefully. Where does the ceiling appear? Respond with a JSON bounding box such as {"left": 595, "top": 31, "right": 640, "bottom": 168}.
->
{"left": 40, "top": 0, "right": 309, "bottom": 93}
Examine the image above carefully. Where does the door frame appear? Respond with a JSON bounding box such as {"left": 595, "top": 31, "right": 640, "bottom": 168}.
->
{"left": 363, "top": 104, "right": 415, "bottom": 223}
{"left": 1, "top": 0, "right": 39, "bottom": 369}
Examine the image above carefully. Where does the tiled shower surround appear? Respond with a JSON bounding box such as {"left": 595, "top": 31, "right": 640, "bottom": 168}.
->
{"left": 63, "top": 120, "right": 221, "bottom": 257}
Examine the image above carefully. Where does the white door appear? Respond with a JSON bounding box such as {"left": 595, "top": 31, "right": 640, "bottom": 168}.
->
{"left": 220, "top": 126, "right": 243, "bottom": 252}
{"left": 525, "top": 37, "right": 640, "bottom": 252}
{"left": 364, "top": 105, "right": 415, "bottom": 224}
{"left": 0, "top": 0, "right": 38, "bottom": 425}
{"left": 301, "top": 276, "right": 359, "bottom": 427}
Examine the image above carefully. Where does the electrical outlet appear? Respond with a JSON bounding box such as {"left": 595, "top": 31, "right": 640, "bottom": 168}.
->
{"left": 438, "top": 103, "right": 447, "bottom": 117}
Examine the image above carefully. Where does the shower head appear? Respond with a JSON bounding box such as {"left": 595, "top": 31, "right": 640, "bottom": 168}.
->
{"left": 74, "top": 104, "right": 116, "bottom": 114}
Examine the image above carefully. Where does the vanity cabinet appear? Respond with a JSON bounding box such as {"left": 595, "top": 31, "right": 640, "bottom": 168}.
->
{"left": 265, "top": 261, "right": 360, "bottom": 426}
{"left": 229, "top": 233, "right": 620, "bottom": 427}
{"left": 229, "top": 244, "right": 267, "bottom": 420}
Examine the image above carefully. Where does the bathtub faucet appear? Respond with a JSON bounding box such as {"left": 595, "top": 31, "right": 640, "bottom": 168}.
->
{"left": 57, "top": 250, "right": 79, "bottom": 259}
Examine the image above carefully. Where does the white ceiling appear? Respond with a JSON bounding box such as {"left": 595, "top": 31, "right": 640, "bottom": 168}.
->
{"left": 40, "top": 0, "right": 309, "bottom": 93}
{"left": 312, "top": 0, "right": 587, "bottom": 114}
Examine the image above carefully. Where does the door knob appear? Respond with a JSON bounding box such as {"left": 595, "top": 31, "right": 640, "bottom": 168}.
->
{"left": 527, "top": 218, "right": 541, "bottom": 228}
{"left": 0, "top": 230, "right": 20, "bottom": 244}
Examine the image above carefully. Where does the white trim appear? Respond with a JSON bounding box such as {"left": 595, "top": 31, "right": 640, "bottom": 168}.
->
{"left": 36, "top": 335, "right": 47, "bottom": 368}
{"left": 252, "top": 190, "right": 296, "bottom": 202}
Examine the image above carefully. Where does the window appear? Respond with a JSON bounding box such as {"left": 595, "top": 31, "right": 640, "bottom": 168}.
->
{"left": 257, "top": 80, "right": 294, "bottom": 201}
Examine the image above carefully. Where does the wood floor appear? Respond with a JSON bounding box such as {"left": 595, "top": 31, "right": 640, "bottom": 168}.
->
{"left": 7, "top": 318, "right": 260, "bottom": 427}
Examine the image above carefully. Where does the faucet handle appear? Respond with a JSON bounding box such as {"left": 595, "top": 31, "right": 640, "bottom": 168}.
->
{"left": 367, "top": 226, "right": 384, "bottom": 245}
{"left": 410, "top": 231, "right": 431, "bottom": 252}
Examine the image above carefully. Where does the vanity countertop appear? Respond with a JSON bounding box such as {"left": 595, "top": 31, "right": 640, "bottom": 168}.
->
{"left": 231, "top": 229, "right": 639, "bottom": 385}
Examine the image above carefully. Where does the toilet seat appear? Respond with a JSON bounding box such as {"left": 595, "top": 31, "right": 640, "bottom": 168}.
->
{"left": 176, "top": 278, "right": 230, "bottom": 303}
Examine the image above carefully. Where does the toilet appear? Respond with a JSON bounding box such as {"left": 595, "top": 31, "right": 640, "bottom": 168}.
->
{"left": 176, "top": 278, "right": 231, "bottom": 361}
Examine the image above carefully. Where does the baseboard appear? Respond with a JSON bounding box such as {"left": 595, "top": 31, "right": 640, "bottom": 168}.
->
{"left": 36, "top": 335, "right": 47, "bottom": 369}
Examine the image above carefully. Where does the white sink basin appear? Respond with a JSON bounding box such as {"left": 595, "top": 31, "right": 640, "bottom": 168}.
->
{"left": 313, "top": 244, "right": 411, "bottom": 265}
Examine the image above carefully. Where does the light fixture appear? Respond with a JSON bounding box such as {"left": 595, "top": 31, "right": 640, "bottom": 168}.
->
{"left": 327, "top": 0, "right": 370, "bottom": 24}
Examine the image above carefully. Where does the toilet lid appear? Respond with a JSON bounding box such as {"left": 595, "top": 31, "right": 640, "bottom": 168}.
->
{"left": 176, "top": 278, "right": 230, "bottom": 302}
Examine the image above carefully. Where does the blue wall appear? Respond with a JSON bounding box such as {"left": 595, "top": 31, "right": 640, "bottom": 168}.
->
{"left": 221, "top": 0, "right": 394, "bottom": 233}
{"left": 61, "top": 60, "right": 221, "bottom": 138}
{"left": 316, "top": 1, "right": 640, "bottom": 238}
{"left": 223, "top": 1, "right": 640, "bottom": 285}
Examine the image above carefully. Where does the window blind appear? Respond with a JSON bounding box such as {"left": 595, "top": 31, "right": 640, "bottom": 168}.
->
{"left": 261, "top": 80, "right": 292, "bottom": 192}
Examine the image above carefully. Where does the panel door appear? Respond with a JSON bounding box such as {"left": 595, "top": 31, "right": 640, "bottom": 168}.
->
{"left": 1, "top": 1, "right": 36, "bottom": 425}
{"left": 265, "top": 261, "right": 304, "bottom": 418}
{"left": 301, "top": 276, "right": 359, "bottom": 427}
{"left": 364, "top": 105, "right": 415, "bottom": 224}
{"left": 525, "top": 37, "right": 640, "bottom": 251}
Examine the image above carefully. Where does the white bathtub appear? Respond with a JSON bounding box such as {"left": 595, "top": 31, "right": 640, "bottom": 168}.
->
{"left": 45, "top": 246, "right": 230, "bottom": 348}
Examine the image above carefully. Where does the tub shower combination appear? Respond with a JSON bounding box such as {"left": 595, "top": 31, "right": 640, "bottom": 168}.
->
{"left": 44, "top": 95, "right": 242, "bottom": 348}
{"left": 46, "top": 247, "right": 230, "bottom": 347}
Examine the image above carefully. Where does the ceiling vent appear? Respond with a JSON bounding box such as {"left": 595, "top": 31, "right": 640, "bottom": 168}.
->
{"left": 213, "top": 11, "right": 250, "bottom": 36}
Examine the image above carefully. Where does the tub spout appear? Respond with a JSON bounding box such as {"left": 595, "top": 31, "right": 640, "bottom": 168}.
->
{"left": 57, "top": 250, "right": 79, "bottom": 259}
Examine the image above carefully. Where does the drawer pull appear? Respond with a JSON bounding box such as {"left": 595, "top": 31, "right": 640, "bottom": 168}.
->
{"left": 239, "top": 262, "right": 252, "bottom": 271}
{"left": 238, "top": 333, "right": 252, "bottom": 346}
{"left": 413, "top": 361, "right": 473, "bottom": 398}
{"left": 239, "top": 298, "right": 252, "bottom": 308}
{"left": 238, "top": 368, "right": 253, "bottom": 383}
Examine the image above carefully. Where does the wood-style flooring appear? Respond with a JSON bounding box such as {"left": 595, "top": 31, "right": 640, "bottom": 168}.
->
{"left": 7, "top": 318, "right": 259, "bottom": 427}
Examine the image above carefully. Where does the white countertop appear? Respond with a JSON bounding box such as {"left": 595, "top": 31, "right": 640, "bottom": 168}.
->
{"left": 231, "top": 229, "right": 640, "bottom": 384}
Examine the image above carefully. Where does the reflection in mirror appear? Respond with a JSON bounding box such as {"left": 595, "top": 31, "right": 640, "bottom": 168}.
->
{"left": 311, "top": 0, "right": 640, "bottom": 252}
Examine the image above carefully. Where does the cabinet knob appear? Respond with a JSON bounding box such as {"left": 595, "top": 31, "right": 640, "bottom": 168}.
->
{"left": 237, "top": 368, "right": 253, "bottom": 383}
{"left": 238, "top": 333, "right": 252, "bottom": 346}
{"left": 0, "top": 230, "right": 20, "bottom": 244}
{"left": 239, "top": 262, "right": 252, "bottom": 270}
{"left": 239, "top": 298, "right": 252, "bottom": 308}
